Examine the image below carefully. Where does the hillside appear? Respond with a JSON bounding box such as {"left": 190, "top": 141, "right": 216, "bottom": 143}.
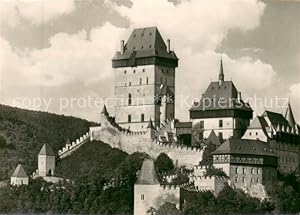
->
{"left": 0, "top": 104, "right": 94, "bottom": 180}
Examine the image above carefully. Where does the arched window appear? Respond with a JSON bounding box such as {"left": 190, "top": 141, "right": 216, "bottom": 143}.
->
{"left": 128, "top": 93, "right": 132, "bottom": 106}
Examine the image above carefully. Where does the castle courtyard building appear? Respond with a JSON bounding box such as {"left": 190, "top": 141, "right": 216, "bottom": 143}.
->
{"left": 112, "top": 27, "right": 178, "bottom": 131}
{"left": 190, "top": 59, "right": 253, "bottom": 145}
{"left": 242, "top": 104, "right": 300, "bottom": 173}
{"left": 212, "top": 138, "right": 278, "bottom": 191}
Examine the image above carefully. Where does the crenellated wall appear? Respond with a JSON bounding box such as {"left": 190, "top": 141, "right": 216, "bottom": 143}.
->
{"left": 58, "top": 131, "right": 90, "bottom": 159}
{"left": 89, "top": 114, "right": 204, "bottom": 167}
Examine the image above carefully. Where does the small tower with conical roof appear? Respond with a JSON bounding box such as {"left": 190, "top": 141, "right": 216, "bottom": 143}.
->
{"left": 38, "top": 143, "right": 55, "bottom": 177}
{"left": 134, "top": 158, "right": 160, "bottom": 215}
{"left": 147, "top": 118, "right": 156, "bottom": 140}
{"left": 11, "top": 164, "right": 29, "bottom": 186}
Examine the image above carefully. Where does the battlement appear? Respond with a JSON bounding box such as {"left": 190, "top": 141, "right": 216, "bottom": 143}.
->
{"left": 58, "top": 131, "right": 90, "bottom": 159}
{"left": 160, "top": 184, "right": 180, "bottom": 190}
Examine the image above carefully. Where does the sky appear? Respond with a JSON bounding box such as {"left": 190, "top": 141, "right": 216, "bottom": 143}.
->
{"left": 0, "top": 0, "right": 299, "bottom": 123}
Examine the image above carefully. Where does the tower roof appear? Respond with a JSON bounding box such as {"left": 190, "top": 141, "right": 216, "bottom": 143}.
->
{"left": 285, "top": 102, "right": 296, "bottom": 128}
{"left": 136, "top": 158, "right": 159, "bottom": 185}
{"left": 101, "top": 104, "right": 109, "bottom": 116}
{"left": 112, "top": 27, "right": 178, "bottom": 68}
{"left": 147, "top": 118, "right": 156, "bottom": 130}
{"left": 219, "top": 57, "right": 224, "bottom": 82}
{"left": 12, "top": 164, "right": 28, "bottom": 178}
{"left": 39, "top": 143, "right": 55, "bottom": 156}
{"left": 205, "top": 130, "right": 221, "bottom": 146}
{"left": 212, "top": 139, "right": 276, "bottom": 157}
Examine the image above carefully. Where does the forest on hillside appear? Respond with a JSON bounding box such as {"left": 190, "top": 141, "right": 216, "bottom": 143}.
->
{"left": 0, "top": 104, "right": 94, "bottom": 180}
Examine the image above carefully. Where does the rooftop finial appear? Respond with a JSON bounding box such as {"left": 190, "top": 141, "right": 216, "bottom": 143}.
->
{"left": 219, "top": 56, "right": 224, "bottom": 83}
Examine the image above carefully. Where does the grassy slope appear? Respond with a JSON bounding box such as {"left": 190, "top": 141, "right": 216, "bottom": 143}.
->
{"left": 0, "top": 104, "right": 93, "bottom": 180}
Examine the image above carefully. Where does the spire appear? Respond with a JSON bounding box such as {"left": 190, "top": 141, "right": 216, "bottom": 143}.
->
{"left": 147, "top": 118, "right": 155, "bottom": 130}
{"left": 285, "top": 101, "right": 296, "bottom": 128}
{"left": 219, "top": 56, "right": 224, "bottom": 83}
{"left": 101, "top": 105, "right": 108, "bottom": 116}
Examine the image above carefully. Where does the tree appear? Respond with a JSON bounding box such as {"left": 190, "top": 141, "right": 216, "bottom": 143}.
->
{"left": 156, "top": 202, "right": 181, "bottom": 215}
{"left": 155, "top": 153, "right": 175, "bottom": 175}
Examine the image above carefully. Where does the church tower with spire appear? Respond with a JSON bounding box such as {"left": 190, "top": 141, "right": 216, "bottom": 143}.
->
{"left": 112, "top": 27, "right": 178, "bottom": 131}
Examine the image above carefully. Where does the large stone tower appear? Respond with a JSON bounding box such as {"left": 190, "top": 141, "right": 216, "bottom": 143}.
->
{"left": 112, "top": 27, "right": 178, "bottom": 131}
{"left": 38, "top": 143, "right": 55, "bottom": 177}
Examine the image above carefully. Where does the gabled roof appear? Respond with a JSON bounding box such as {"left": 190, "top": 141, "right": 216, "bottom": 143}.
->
{"left": 285, "top": 102, "right": 296, "bottom": 128}
{"left": 39, "top": 143, "right": 55, "bottom": 156}
{"left": 262, "top": 111, "right": 290, "bottom": 129}
{"left": 205, "top": 130, "right": 221, "bottom": 146}
{"left": 113, "top": 27, "right": 178, "bottom": 61}
{"left": 12, "top": 164, "right": 28, "bottom": 178}
{"left": 136, "top": 159, "right": 159, "bottom": 185}
{"left": 212, "top": 138, "right": 276, "bottom": 157}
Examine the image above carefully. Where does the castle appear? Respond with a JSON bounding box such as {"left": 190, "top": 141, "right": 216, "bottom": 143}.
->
{"left": 10, "top": 27, "right": 299, "bottom": 214}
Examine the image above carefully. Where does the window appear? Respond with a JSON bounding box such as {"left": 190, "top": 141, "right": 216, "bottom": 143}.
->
{"left": 257, "top": 178, "right": 260, "bottom": 183}
{"left": 146, "top": 77, "right": 149, "bottom": 84}
{"left": 251, "top": 178, "right": 254, "bottom": 183}
{"left": 242, "top": 177, "right": 245, "bottom": 183}
{"left": 256, "top": 132, "right": 258, "bottom": 135}
{"left": 219, "top": 120, "right": 223, "bottom": 127}
{"left": 124, "top": 70, "right": 126, "bottom": 74}
{"left": 142, "top": 68, "right": 145, "bottom": 72}
{"left": 141, "top": 114, "right": 145, "bottom": 122}
{"left": 141, "top": 194, "right": 144, "bottom": 200}
{"left": 140, "top": 78, "right": 142, "bottom": 85}
{"left": 199, "top": 121, "right": 204, "bottom": 129}
{"left": 128, "top": 115, "right": 131, "bottom": 123}
{"left": 242, "top": 168, "right": 245, "bottom": 174}
{"left": 251, "top": 168, "right": 254, "bottom": 174}
{"left": 133, "top": 70, "right": 136, "bottom": 74}
{"left": 235, "top": 177, "right": 238, "bottom": 183}
{"left": 129, "top": 82, "right": 131, "bottom": 86}
{"left": 256, "top": 169, "right": 259, "bottom": 174}
{"left": 235, "top": 167, "right": 238, "bottom": 174}
{"left": 128, "top": 93, "right": 132, "bottom": 106}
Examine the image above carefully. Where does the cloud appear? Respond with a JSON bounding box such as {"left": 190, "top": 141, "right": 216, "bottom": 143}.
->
{"left": 288, "top": 82, "right": 300, "bottom": 120}
{"left": 1, "top": 0, "right": 279, "bottom": 122}
{"left": 1, "top": 23, "right": 127, "bottom": 87}
{"left": 0, "top": 0, "right": 75, "bottom": 27}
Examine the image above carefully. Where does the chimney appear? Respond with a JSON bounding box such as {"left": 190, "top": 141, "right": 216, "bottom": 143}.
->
{"left": 237, "top": 92, "right": 242, "bottom": 102}
{"left": 120, "top": 40, "right": 125, "bottom": 55}
{"left": 167, "top": 39, "right": 171, "bottom": 53}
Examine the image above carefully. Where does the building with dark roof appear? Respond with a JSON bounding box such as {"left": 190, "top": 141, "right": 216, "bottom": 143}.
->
{"left": 212, "top": 138, "right": 278, "bottom": 191}
{"left": 190, "top": 59, "right": 253, "bottom": 145}
{"left": 242, "top": 104, "right": 300, "bottom": 173}
{"left": 11, "top": 164, "right": 29, "bottom": 186}
{"left": 113, "top": 27, "right": 178, "bottom": 131}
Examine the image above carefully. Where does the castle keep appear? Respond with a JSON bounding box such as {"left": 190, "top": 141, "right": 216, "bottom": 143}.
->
{"left": 112, "top": 27, "right": 178, "bottom": 131}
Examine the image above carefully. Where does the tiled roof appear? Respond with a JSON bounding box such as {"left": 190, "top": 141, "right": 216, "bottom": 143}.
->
{"left": 285, "top": 102, "right": 296, "bottom": 128}
{"left": 190, "top": 81, "right": 252, "bottom": 111}
{"left": 112, "top": 27, "right": 178, "bottom": 61}
{"left": 12, "top": 164, "right": 28, "bottom": 178}
{"left": 212, "top": 138, "right": 276, "bottom": 157}
{"left": 205, "top": 130, "right": 221, "bottom": 146}
{"left": 39, "top": 143, "right": 55, "bottom": 156}
{"left": 262, "top": 111, "right": 290, "bottom": 129}
{"left": 136, "top": 159, "right": 159, "bottom": 185}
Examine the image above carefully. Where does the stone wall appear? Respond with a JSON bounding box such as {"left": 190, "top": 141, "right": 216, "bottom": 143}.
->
{"left": 90, "top": 114, "right": 204, "bottom": 167}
